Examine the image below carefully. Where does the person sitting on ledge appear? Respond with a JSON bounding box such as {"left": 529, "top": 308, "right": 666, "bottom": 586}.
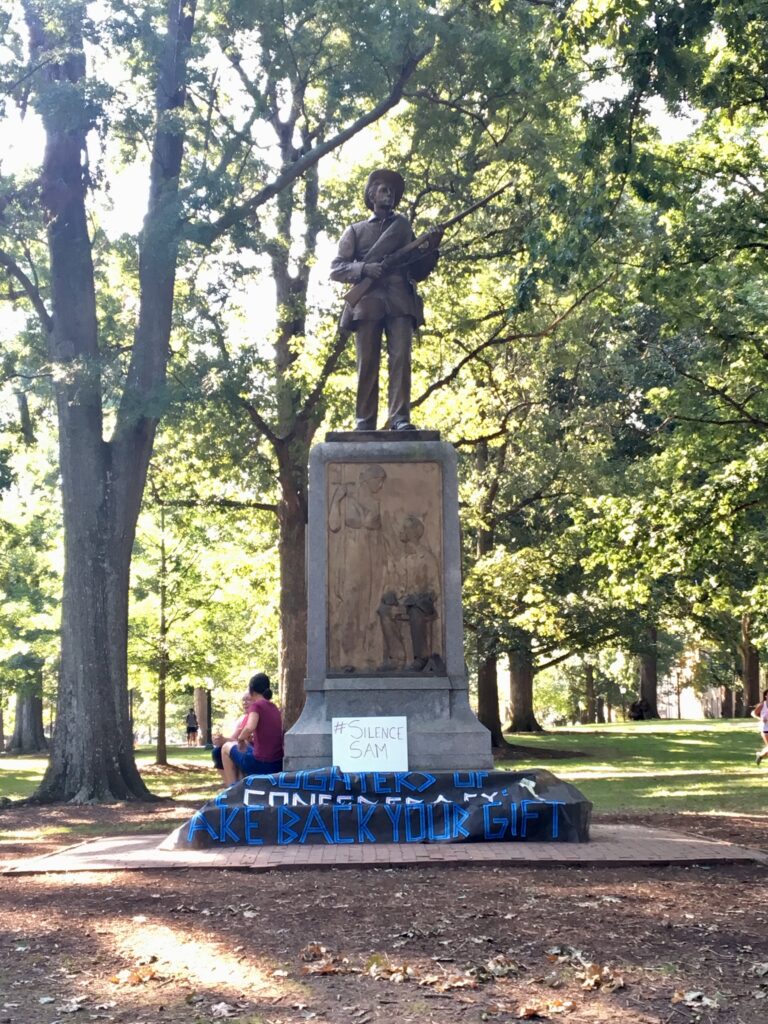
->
{"left": 221, "top": 673, "right": 284, "bottom": 785}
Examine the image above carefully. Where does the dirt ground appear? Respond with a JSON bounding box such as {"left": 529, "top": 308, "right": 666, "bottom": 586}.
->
{"left": 0, "top": 804, "right": 766, "bottom": 1024}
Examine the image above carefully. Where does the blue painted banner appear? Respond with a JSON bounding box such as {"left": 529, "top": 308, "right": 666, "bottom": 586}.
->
{"left": 167, "top": 768, "right": 591, "bottom": 848}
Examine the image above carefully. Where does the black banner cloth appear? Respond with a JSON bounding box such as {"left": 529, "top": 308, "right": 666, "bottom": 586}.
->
{"left": 165, "top": 768, "right": 591, "bottom": 849}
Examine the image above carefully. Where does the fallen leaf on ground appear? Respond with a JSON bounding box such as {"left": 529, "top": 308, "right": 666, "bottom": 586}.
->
{"left": 517, "top": 997, "right": 575, "bottom": 1019}
{"left": 109, "top": 964, "right": 159, "bottom": 986}
{"left": 419, "top": 972, "right": 478, "bottom": 992}
{"left": 484, "top": 953, "right": 521, "bottom": 978}
{"left": 578, "top": 961, "right": 625, "bottom": 991}
{"left": 301, "top": 942, "right": 328, "bottom": 961}
{"left": 517, "top": 1003, "right": 549, "bottom": 1019}
{"left": 55, "top": 995, "right": 89, "bottom": 1013}
{"left": 672, "top": 990, "right": 718, "bottom": 1009}
{"left": 211, "top": 1001, "right": 238, "bottom": 1018}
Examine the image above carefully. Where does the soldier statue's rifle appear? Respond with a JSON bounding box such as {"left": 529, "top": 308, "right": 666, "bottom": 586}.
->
{"left": 342, "top": 180, "right": 514, "bottom": 309}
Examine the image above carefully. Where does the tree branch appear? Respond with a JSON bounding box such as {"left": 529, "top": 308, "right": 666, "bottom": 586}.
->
{"left": 453, "top": 400, "right": 538, "bottom": 447}
{"left": 186, "top": 43, "right": 434, "bottom": 245}
{"left": 413, "top": 275, "right": 615, "bottom": 408}
{"left": 155, "top": 497, "right": 278, "bottom": 514}
{"left": 239, "top": 396, "right": 280, "bottom": 446}
{"left": 297, "top": 323, "right": 351, "bottom": 423}
{"left": 0, "top": 247, "right": 52, "bottom": 332}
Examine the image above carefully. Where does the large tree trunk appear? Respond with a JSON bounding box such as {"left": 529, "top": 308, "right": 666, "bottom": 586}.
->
{"left": 270, "top": 162, "right": 322, "bottom": 730}
{"left": 27, "top": 1, "right": 196, "bottom": 803}
{"left": 596, "top": 695, "right": 606, "bottom": 724}
{"left": 155, "top": 519, "right": 169, "bottom": 765}
{"left": 9, "top": 680, "right": 47, "bottom": 754}
{"left": 638, "top": 625, "right": 660, "bottom": 718}
{"left": 276, "top": 448, "right": 310, "bottom": 730}
{"left": 156, "top": 680, "right": 168, "bottom": 765}
{"left": 194, "top": 686, "right": 209, "bottom": 745}
{"left": 477, "top": 655, "right": 506, "bottom": 746}
{"left": 740, "top": 615, "right": 761, "bottom": 708}
{"left": 474, "top": 442, "right": 511, "bottom": 746}
{"left": 721, "top": 685, "right": 733, "bottom": 719}
{"left": 507, "top": 642, "right": 542, "bottom": 732}
{"left": 584, "top": 662, "right": 597, "bottom": 723}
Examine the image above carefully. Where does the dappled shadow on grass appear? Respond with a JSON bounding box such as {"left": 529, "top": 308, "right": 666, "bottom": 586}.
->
{"left": 0, "top": 799, "right": 203, "bottom": 860}
{"left": 0, "top": 758, "right": 223, "bottom": 856}
{"left": 570, "top": 768, "right": 766, "bottom": 815}
{"left": 0, "top": 768, "right": 44, "bottom": 782}
{"left": 493, "top": 744, "right": 590, "bottom": 761}
{"left": 141, "top": 763, "right": 211, "bottom": 775}
{"left": 503, "top": 722, "right": 765, "bottom": 814}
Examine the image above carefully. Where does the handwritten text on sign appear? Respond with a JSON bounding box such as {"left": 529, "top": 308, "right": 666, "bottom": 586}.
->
{"left": 332, "top": 716, "right": 408, "bottom": 771}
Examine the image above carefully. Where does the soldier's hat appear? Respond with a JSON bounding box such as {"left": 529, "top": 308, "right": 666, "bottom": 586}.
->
{"left": 364, "top": 168, "right": 405, "bottom": 210}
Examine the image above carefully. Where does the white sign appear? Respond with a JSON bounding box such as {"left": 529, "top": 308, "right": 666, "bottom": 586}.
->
{"left": 331, "top": 716, "right": 409, "bottom": 772}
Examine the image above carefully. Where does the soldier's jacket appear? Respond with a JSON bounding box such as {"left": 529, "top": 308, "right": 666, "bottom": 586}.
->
{"left": 331, "top": 211, "right": 438, "bottom": 328}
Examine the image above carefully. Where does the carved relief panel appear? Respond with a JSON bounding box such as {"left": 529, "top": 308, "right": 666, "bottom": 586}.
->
{"left": 326, "top": 461, "right": 444, "bottom": 675}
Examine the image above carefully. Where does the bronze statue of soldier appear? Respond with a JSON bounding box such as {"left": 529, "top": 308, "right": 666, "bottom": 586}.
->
{"left": 331, "top": 169, "right": 442, "bottom": 431}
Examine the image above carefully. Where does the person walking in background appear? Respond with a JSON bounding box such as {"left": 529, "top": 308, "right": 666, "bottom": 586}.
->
{"left": 221, "top": 673, "right": 284, "bottom": 784}
{"left": 185, "top": 708, "right": 199, "bottom": 747}
{"left": 752, "top": 688, "right": 768, "bottom": 766}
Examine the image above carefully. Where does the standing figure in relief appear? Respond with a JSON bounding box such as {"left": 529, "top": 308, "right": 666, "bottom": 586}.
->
{"left": 378, "top": 513, "right": 443, "bottom": 672}
{"left": 328, "top": 463, "right": 387, "bottom": 671}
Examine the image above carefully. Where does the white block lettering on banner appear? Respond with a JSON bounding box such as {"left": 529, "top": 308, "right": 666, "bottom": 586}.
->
{"left": 331, "top": 716, "right": 409, "bottom": 772}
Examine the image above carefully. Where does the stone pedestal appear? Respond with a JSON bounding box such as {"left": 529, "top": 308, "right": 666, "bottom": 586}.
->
{"left": 284, "top": 434, "right": 492, "bottom": 771}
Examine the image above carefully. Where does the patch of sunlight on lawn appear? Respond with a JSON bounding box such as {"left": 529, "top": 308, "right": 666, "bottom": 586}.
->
{"left": 561, "top": 767, "right": 751, "bottom": 780}
{"left": 0, "top": 747, "right": 221, "bottom": 803}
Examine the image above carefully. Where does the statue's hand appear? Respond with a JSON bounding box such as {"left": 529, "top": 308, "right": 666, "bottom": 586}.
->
{"left": 363, "top": 262, "right": 384, "bottom": 279}
{"left": 419, "top": 226, "right": 444, "bottom": 251}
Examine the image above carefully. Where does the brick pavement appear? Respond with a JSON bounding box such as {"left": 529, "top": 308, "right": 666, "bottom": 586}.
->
{"left": 2, "top": 823, "right": 767, "bottom": 875}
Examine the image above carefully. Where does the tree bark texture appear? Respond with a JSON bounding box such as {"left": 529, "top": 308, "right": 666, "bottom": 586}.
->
{"left": 26, "top": 0, "right": 196, "bottom": 802}
{"left": 9, "top": 686, "right": 47, "bottom": 754}
{"left": 194, "top": 687, "right": 210, "bottom": 745}
{"left": 276, "top": 439, "right": 311, "bottom": 731}
{"left": 584, "top": 662, "right": 597, "bottom": 723}
{"left": 721, "top": 685, "right": 736, "bottom": 718}
{"left": 474, "top": 441, "right": 511, "bottom": 745}
{"left": 740, "top": 615, "right": 760, "bottom": 708}
{"left": 477, "top": 655, "right": 506, "bottom": 746}
{"left": 270, "top": 163, "right": 322, "bottom": 730}
{"left": 156, "top": 681, "right": 168, "bottom": 765}
{"left": 638, "top": 625, "right": 660, "bottom": 718}
{"left": 507, "top": 642, "right": 542, "bottom": 732}
{"left": 155, "top": 519, "right": 169, "bottom": 765}
{"left": 596, "top": 695, "right": 606, "bottom": 724}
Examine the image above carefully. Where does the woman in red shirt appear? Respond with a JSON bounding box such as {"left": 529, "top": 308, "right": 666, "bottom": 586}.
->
{"left": 221, "top": 673, "right": 284, "bottom": 785}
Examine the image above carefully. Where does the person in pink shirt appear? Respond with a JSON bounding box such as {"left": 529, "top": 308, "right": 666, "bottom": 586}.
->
{"left": 752, "top": 688, "right": 768, "bottom": 767}
{"left": 221, "top": 673, "right": 284, "bottom": 784}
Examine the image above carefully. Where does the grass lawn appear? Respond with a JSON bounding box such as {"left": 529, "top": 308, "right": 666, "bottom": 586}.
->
{"left": 506, "top": 718, "right": 767, "bottom": 815}
{"left": 1, "top": 721, "right": 765, "bottom": 817}
{"left": 0, "top": 744, "right": 221, "bottom": 803}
